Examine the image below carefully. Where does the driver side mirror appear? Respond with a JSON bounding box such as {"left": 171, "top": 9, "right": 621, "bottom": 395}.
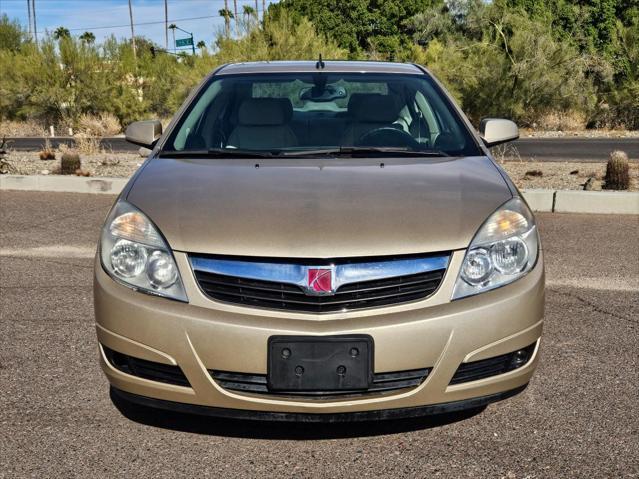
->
{"left": 479, "top": 119, "right": 519, "bottom": 147}
{"left": 125, "top": 120, "right": 162, "bottom": 148}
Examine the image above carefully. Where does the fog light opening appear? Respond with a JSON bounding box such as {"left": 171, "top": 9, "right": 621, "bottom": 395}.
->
{"left": 511, "top": 349, "right": 530, "bottom": 369}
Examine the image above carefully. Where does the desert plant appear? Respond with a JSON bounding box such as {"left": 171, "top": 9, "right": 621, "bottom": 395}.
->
{"left": 39, "top": 138, "right": 55, "bottom": 160}
{"left": 603, "top": 150, "right": 630, "bottom": 190}
{"left": 60, "top": 151, "right": 81, "bottom": 174}
{"left": 0, "top": 136, "right": 14, "bottom": 174}
{"left": 74, "top": 134, "right": 102, "bottom": 155}
{"left": 77, "top": 113, "right": 121, "bottom": 137}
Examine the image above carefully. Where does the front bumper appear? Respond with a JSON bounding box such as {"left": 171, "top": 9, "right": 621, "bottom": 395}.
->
{"left": 111, "top": 384, "right": 529, "bottom": 422}
{"left": 94, "top": 250, "right": 544, "bottom": 416}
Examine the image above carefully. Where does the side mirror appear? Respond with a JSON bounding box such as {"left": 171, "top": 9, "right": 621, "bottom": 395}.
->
{"left": 479, "top": 119, "right": 519, "bottom": 147}
{"left": 125, "top": 120, "right": 162, "bottom": 148}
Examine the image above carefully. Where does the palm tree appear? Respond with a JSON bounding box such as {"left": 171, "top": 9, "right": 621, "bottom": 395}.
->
{"left": 53, "top": 26, "right": 70, "bottom": 40}
{"left": 243, "top": 4, "right": 256, "bottom": 22}
{"left": 196, "top": 40, "right": 206, "bottom": 50}
{"left": 79, "top": 31, "right": 95, "bottom": 44}
{"left": 168, "top": 23, "right": 177, "bottom": 52}
{"left": 218, "top": 8, "right": 234, "bottom": 37}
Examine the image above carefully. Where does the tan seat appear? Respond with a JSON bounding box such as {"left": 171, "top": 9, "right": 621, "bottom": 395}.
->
{"left": 227, "top": 98, "right": 297, "bottom": 150}
{"left": 340, "top": 94, "right": 403, "bottom": 146}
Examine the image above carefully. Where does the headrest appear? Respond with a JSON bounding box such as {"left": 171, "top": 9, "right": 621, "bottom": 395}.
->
{"left": 237, "top": 98, "right": 293, "bottom": 126}
{"left": 347, "top": 94, "right": 402, "bottom": 122}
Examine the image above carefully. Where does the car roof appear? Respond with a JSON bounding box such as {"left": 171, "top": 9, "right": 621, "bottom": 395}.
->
{"left": 215, "top": 60, "right": 425, "bottom": 76}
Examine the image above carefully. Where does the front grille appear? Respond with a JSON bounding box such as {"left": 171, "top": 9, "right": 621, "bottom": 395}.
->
{"left": 194, "top": 269, "right": 445, "bottom": 313}
{"left": 102, "top": 345, "right": 191, "bottom": 387}
{"left": 210, "top": 368, "right": 431, "bottom": 398}
{"left": 450, "top": 343, "right": 536, "bottom": 385}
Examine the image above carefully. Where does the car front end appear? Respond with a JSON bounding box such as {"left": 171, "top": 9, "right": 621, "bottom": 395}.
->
{"left": 94, "top": 61, "right": 544, "bottom": 421}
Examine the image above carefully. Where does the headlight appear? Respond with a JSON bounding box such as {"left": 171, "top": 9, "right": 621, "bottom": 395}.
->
{"left": 100, "top": 201, "right": 187, "bottom": 302}
{"left": 452, "top": 197, "right": 539, "bottom": 300}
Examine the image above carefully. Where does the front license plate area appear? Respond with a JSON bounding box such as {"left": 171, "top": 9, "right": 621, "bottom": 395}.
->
{"left": 267, "top": 335, "right": 373, "bottom": 391}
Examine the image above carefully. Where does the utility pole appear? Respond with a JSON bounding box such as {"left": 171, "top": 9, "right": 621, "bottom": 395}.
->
{"left": 31, "top": 0, "right": 38, "bottom": 45}
{"left": 26, "top": 0, "right": 32, "bottom": 39}
{"left": 262, "top": 0, "right": 266, "bottom": 22}
{"left": 164, "top": 0, "right": 168, "bottom": 50}
{"left": 128, "top": 0, "right": 137, "bottom": 60}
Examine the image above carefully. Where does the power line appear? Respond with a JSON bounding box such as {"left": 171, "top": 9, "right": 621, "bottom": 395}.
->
{"left": 30, "top": 13, "right": 230, "bottom": 35}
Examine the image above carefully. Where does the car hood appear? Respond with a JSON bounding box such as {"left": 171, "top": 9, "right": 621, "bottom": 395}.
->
{"left": 127, "top": 156, "right": 512, "bottom": 258}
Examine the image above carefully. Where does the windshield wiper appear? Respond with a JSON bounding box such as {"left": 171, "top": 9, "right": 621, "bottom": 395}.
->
{"left": 280, "top": 147, "right": 450, "bottom": 157}
{"left": 159, "top": 148, "right": 277, "bottom": 158}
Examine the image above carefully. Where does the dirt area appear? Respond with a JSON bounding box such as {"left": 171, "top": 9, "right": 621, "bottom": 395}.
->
{"left": 3, "top": 152, "right": 638, "bottom": 192}
{"left": 4, "top": 151, "right": 143, "bottom": 178}
{"left": 519, "top": 129, "right": 639, "bottom": 138}
{"left": 500, "top": 160, "right": 639, "bottom": 191}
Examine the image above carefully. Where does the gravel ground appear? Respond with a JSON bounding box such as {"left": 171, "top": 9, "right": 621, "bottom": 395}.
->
{"left": 4, "top": 151, "right": 143, "bottom": 178}
{"left": 501, "top": 160, "right": 639, "bottom": 191}
{"left": 4, "top": 151, "right": 639, "bottom": 191}
{"left": 520, "top": 129, "right": 639, "bottom": 138}
{"left": 1, "top": 191, "right": 638, "bottom": 478}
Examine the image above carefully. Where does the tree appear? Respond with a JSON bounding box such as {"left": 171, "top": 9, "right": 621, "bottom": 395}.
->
{"left": 271, "top": 0, "right": 438, "bottom": 59}
{"left": 0, "top": 14, "right": 25, "bottom": 52}
{"left": 196, "top": 40, "right": 207, "bottom": 50}
{"left": 219, "top": 9, "right": 234, "bottom": 37}
{"left": 79, "top": 31, "right": 96, "bottom": 44}
{"left": 243, "top": 5, "right": 257, "bottom": 22}
{"left": 53, "top": 26, "right": 70, "bottom": 40}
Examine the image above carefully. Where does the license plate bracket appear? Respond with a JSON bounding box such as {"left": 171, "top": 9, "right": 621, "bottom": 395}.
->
{"left": 267, "top": 335, "right": 373, "bottom": 391}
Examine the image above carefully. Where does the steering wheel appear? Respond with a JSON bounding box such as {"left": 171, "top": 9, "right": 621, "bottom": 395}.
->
{"left": 356, "top": 127, "right": 421, "bottom": 149}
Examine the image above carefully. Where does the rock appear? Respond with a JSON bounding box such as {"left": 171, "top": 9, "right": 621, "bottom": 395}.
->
{"left": 583, "top": 177, "right": 595, "bottom": 190}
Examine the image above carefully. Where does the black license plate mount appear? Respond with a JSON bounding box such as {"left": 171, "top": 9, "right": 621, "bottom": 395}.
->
{"left": 267, "top": 335, "right": 373, "bottom": 392}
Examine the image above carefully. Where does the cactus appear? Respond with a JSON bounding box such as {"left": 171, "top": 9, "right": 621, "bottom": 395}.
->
{"left": 60, "top": 151, "right": 81, "bottom": 175}
{"left": 604, "top": 150, "right": 630, "bottom": 190}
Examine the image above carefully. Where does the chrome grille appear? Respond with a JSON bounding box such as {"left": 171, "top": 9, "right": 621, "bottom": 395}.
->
{"left": 190, "top": 254, "right": 448, "bottom": 313}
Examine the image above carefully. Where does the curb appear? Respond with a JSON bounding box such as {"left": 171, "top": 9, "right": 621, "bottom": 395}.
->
{"left": 520, "top": 189, "right": 555, "bottom": 213}
{"left": 1, "top": 175, "right": 637, "bottom": 214}
{"left": 554, "top": 190, "right": 639, "bottom": 214}
{"left": 521, "top": 189, "right": 639, "bottom": 214}
{"left": 0, "top": 175, "right": 128, "bottom": 195}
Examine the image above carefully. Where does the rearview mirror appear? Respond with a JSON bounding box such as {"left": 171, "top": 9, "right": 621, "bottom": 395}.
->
{"left": 125, "top": 120, "right": 162, "bottom": 148}
{"left": 479, "top": 119, "right": 519, "bottom": 147}
{"left": 299, "top": 84, "right": 347, "bottom": 102}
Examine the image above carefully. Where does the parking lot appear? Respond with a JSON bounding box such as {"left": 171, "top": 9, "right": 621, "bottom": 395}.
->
{"left": 1, "top": 190, "right": 637, "bottom": 478}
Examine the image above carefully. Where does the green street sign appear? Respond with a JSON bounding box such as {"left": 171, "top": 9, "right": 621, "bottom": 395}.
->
{"left": 176, "top": 37, "right": 193, "bottom": 47}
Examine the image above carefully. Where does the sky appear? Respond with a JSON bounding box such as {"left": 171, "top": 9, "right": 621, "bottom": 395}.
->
{"left": 0, "top": 0, "right": 278, "bottom": 49}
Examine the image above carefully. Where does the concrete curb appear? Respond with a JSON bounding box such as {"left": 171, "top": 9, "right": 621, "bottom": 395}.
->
{"left": 520, "top": 189, "right": 555, "bottom": 213}
{"left": 554, "top": 190, "right": 639, "bottom": 214}
{"left": 520, "top": 189, "right": 639, "bottom": 214}
{"left": 0, "top": 175, "right": 128, "bottom": 195}
{"left": 1, "top": 176, "right": 638, "bottom": 214}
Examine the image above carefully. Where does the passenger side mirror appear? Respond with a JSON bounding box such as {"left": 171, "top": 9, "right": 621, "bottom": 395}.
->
{"left": 479, "top": 119, "right": 519, "bottom": 147}
{"left": 125, "top": 120, "right": 162, "bottom": 148}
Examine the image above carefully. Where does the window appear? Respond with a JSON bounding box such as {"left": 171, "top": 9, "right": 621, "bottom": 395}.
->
{"left": 163, "top": 73, "right": 481, "bottom": 157}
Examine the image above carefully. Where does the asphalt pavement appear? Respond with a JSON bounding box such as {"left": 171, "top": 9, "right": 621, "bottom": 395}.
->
{"left": 5, "top": 136, "right": 639, "bottom": 161}
{"left": 0, "top": 191, "right": 638, "bottom": 478}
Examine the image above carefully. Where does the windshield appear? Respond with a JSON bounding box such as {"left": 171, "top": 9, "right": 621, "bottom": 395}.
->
{"left": 162, "top": 72, "right": 481, "bottom": 157}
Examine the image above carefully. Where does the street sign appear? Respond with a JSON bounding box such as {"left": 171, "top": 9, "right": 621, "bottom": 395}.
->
{"left": 176, "top": 37, "right": 193, "bottom": 47}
